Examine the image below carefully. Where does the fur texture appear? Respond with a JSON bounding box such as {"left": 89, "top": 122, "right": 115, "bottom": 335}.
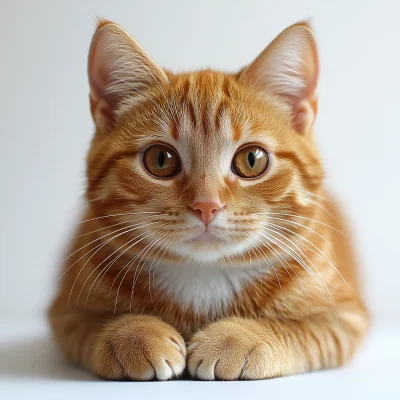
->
{"left": 49, "top": 19, "right": 368, "bottom": 381}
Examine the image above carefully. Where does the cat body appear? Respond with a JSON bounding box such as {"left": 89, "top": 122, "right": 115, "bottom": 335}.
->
{"left": 49, "top": 20, "right": 368, "bottom": 381}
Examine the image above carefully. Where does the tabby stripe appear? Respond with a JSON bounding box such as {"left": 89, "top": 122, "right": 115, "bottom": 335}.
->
{"left": 308, "top": 327, "right": 324, "bottom": 368}
{"left": 331, "top": 329, "right": 343, "bottom": 366}
{"left": 201, "top": 103, "right": 209, "bottom": 135}
{"left": 187, "top": 101, "right": 197, "bottom": 129}
{"left": 275, "top": 151, "right": 323, "bottom": 189}
{"left": 221, "top": 75, "right": 231, "bottom": 98}
{"left": 89, "top": 150, "right": 138, "bottom": 192}
{"left": 170, "top": 116, "right": 179, "bottom": 140}
{"left": 214, "top": 100, "right": 227, "bottom": 132}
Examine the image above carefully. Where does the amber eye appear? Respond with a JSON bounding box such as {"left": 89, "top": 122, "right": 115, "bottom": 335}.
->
{"left": 232, "top": 145, "right": 269, "bottom": 178}
{"left": 143, "top": 145, "right": 180, "bottom": 178}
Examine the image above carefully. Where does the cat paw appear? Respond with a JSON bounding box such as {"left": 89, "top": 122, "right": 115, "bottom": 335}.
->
{"left": 188, "top": 318, "right": 285, "bottom": 380}
{"left": 92, "top": 315, "right": 186, "bottom": 380}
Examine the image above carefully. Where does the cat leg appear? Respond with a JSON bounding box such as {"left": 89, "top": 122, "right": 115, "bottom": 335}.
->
{"left": 49, "top": 300, "right": 186, "bottom": 380}
{"left": 187, "top": 304, "right": 368, "bottom": 380}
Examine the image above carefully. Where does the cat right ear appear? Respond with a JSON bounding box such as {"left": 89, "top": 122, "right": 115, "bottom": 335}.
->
{"left": 88, "top": 19, "right": 168, "bottom": 133}
{"left": 239, "top": 22, "right": 319, "bottom": 135}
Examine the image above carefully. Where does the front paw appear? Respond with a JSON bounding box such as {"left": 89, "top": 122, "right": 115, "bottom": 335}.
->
{"left": 188, "top": 318, "right": 286, "bottom": 380}
{"left": 92, "top": 315, "right": 186, "bottom": 381}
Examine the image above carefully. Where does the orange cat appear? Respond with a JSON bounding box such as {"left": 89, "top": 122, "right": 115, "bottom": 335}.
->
{"left": 49, "top": 19, "right": 369, "bottom": 381}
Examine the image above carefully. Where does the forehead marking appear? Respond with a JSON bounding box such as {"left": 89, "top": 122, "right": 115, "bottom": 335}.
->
{"left": 215, "top": 100, "right": 227, "bottom": 132}
{"left": 170, "top": 115, "right": 179, "bottom": 139}
{"left": 187, "top": 101, "right": 197, "bottom": 129}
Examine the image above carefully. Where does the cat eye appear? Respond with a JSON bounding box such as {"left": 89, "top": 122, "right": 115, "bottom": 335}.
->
{"left": 143, "top": 144, "right": 181, "bottom": 178}
{"left": 232, "top": 145, "right": 269, "bottom": 178}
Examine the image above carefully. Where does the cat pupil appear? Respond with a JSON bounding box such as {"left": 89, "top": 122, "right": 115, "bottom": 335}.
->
{"left": 158, "top": 151, "right": 165, "bottom": 168}
{"left": 248, "top": 152, "right": 255, "bottom": 168}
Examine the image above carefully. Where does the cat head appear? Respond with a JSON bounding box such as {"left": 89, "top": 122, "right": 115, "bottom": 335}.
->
{"left": 86, "top": 19, "right": 324, "bottom": 265}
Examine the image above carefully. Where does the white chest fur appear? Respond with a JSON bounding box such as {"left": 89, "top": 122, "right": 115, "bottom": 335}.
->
{"left": 153, "top": 264, "right": 263, "bottom": 316}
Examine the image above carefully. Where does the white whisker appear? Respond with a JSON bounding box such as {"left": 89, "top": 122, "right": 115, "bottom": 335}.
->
{"left": 262, "top": 222, "right": 353, "bottom": 291}
{"left": 267, "top": 213, "right": 343, "bottom": 234}
{"left": 79, "top": 211, "right": 161, "bottom": 224}
{"left": 246, "top": 235, "right": 284, "bottom": 316}
{"left": 112, "top": 228, "right": 168, "bottom": 313}
{"left": 77, "top": 214, "right": 156, "bottom": 237}
{"left": 66, "top": 221, "right": 161, "bottom": 305}
{"left": 258, "top": 215, "right": 336, "bottom": 255}
{"left": 129, "top": 230, "right": 171, "bottom": 311}
{"left": 258, "top": 231, "right": 339, "bottom": 326}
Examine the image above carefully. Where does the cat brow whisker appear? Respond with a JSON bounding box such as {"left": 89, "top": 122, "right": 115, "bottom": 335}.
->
{"left": 151, "top": 76, "right": 179, "bottom": 126}
{"left": 240, "top": 82, "right": 274, "bottom": 125}
{"left": 167, "top": 77, "right": 180, "bottom": 124}
{"left": 112, "top": 74, "right": 170, "bottom": 122}
{"left": 234, "top": 71, "right": 267, "bottom": 126}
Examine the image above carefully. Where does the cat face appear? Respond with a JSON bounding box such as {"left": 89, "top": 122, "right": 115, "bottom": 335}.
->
{"left": 86, "top": 20, "right": 323, "bottom": 265}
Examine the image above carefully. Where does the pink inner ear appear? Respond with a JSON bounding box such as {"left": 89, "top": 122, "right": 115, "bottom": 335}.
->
{"left": 293, "top": 35, "right": 319, "bottom": 133}
{"left": 292, "top": 98, "right": 318, "bottom": 134}
{"left": 87, "top": 22, "right": 168, "bottom": 134}
{"left": 292, "top": 58, "right": 319, "bottom": 133}
{"left": 239, "top": 22, "right": 319, "bottom": 135}
{"left": 89, "top": 95, "right": 115, "bottom": 131}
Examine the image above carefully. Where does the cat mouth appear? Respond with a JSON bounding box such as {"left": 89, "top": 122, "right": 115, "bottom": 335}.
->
{"left": 184, "top": 230, "right": 224, "bottom": 244}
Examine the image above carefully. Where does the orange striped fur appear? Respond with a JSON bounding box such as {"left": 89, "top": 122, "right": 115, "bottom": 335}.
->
{"left": 49, "top": 19, "right": 368, "bottom": 381}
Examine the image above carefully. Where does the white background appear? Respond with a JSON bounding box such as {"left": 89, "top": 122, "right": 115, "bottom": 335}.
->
{"left": 0, "top": 0, "right": 399, "bottom": 326}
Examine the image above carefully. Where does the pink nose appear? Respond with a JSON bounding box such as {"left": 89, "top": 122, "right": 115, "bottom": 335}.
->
{"left": 190, "top": 202, "right": 224, "bottom": 226}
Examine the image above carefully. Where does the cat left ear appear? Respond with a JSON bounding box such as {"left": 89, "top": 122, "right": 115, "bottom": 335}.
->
{"left": 239, "top": 21, "right": 319, "bottom": 134}
{"left": 88, "top": 19, "right": 168, "bottom": 133}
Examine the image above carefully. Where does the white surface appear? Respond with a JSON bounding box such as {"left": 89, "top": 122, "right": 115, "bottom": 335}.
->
{"left": 1, "top": 2, "right": 398, "bottom": 397}
{"left": 0, "top": 319, "right": 399, "bottom": 399}
{"left": 0, "top": 0, "right": 399, "bottom": 324}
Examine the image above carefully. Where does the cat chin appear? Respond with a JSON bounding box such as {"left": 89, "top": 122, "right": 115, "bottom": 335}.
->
{"left": 168, "top": 241, "right": 251, "bottom": 265}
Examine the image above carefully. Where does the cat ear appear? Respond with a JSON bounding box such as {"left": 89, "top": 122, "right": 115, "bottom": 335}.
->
{"left": 88, "top": 19, "right": 168, "bottom": 133}
{"left": 239, "top": 22, "right": 319, "bottom": 134}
